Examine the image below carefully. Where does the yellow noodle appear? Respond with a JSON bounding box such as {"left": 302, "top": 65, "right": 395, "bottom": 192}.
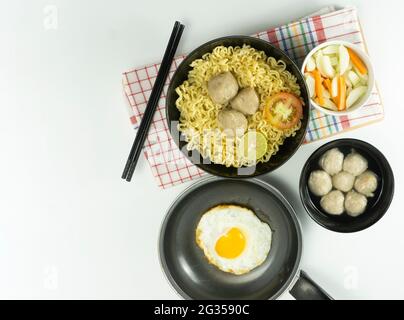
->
{"left": 175, "top": 45, "right": 302, "bottom": 167}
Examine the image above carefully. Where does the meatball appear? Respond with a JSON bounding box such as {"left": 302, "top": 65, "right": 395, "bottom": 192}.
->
{"left": 332, "top": 171, "right": 355, "bottom": 192}
{"left": 308, "top": 170, "right": 332, "bottom": 196}
{"left": 354, "top": 170, "right": 378, "bottom": 197}
{"left": 207, "top": 72, "right": 239, "bottom": 104}
{"left": 345, "top": 190, "right": 367, "bottom": 217}
{"left": 217, "top": 109, "right": 248, "bottom": 136}
{"left": 230, "top": 87, "right": 259, "bottom": 115}
{"left": 320, "top": 190, "right": 345, "bottom": 215}
{"left": 343, "top": 151, "right": 368, "bottom": 176}
{"left": 319, "top": 148, "right": 344, "bottom": 176}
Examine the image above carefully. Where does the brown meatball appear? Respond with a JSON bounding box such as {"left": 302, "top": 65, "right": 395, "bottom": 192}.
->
{"left": 354, "top": 170, "right": 378, "bottom": 197}
{"left": 345, "top": 190, "right": 367, "bottom": 217}
{"left": 207, "top": 72, "right": 239, "bottom": 104}
{"left": 230, "top": 87, "right": 259, "bottom": 115}
{"left": 320, "top": 190, "right": 345, "bottom": 215}
{"left": 217, "top": 110, "right": 248, "bottom": 136}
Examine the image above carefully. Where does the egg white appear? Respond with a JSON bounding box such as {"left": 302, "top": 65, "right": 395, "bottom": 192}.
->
{"left": 196, "top": 204, "right": 272, "bottom": 275}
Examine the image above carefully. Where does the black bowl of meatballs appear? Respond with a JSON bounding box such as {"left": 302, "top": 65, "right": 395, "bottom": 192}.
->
{"left": 165, "top": 35, "right": 310, "bottom": 178}
{"left": 299, "top": 138, "right": 394, "bottom": 233}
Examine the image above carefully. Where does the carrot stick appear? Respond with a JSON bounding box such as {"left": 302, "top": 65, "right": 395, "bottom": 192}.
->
{"left": 347, "top": 48, "right": 367, "bottom": 75}
{"left": 337, "top": 76, "right": 346, "bottom": 111}
{"left": 323, "top": 78, "right": 338, "bottom": 105}
{"left": 313, "top": 69, "right": 324, "bottom": 106}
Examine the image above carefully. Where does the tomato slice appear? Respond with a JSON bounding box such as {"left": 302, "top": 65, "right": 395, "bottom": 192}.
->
{"left": 263, "top": 92, "right": 303, "bottom": 130}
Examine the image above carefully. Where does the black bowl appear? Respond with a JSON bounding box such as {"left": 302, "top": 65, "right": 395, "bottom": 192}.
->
{"left": 299, "top": 139, "right": 394, "bottom": 233}
{"left": 166, "top": 36, "right": 310, "bottom": 178}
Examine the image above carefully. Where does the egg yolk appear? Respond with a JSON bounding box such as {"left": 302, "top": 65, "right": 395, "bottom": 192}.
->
{"left": 215, "top": 227, "right": 246, "bottom": 259}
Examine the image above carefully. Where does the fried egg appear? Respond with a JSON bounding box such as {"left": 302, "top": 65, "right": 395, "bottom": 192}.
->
{"left": 196, "top": 204, "right": 272, "bottom": 275}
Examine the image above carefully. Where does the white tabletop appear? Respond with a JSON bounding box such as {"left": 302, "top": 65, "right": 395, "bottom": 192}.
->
{"left": 1, "top": 0, "right": 403, "bottom": 299}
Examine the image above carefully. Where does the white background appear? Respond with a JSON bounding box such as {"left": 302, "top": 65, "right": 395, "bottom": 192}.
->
{"left": 0, "top": 0, "right": 403, "bottom": 299}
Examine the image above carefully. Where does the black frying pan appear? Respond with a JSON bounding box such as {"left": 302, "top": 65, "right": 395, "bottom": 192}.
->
{"left": 159, "top": 177, "right": 332, "bottom": 300}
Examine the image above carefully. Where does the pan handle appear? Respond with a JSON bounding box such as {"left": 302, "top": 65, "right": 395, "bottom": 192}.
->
{"left": 289, "top": 270, "right": 333, "bottom": 300}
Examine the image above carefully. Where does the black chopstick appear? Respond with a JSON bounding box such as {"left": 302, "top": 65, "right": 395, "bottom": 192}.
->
{"left": 121, "top": 21, "right": 181, "bottom": 180}
{"left": 121, "top": 21, "right": 185, "bottom": 182}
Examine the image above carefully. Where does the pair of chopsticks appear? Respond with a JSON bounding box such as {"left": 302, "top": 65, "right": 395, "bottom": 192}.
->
{"left": 121, "top": 21, "right": 185, "bottom": 182}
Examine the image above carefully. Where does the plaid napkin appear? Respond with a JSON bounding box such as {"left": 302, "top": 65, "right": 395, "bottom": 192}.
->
{"left": 122, "top": 6, "right": 384, "bottom": 189}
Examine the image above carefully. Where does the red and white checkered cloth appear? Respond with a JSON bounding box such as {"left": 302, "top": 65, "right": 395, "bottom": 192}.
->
{"left": 122, "top": 6, "right": 384, "bottom": 188}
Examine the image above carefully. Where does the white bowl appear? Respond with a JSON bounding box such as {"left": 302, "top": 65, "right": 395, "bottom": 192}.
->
{"left": 301, "top": 40, "right": 375, "bottom": 116}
